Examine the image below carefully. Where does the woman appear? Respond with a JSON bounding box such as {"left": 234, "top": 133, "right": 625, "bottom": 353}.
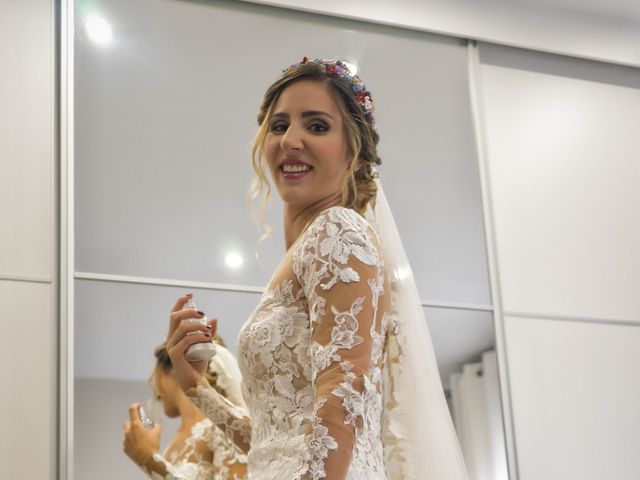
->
{"left": 165, "top": 58, "right": 468, "bottom": 479}
{"left": 123, "top": 338, "right": 248, "bottom": 479}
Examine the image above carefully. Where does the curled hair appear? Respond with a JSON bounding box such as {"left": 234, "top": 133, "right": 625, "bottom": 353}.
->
{"left": 248, "top": 60, "right": 382, "bottom": 238}
{"left": 154, "top": 336, "right": 227, "bottom": 398}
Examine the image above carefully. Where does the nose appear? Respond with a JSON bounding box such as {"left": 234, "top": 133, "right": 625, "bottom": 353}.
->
{"left": 280, "top": 122, "right": 304, "bottom": 152}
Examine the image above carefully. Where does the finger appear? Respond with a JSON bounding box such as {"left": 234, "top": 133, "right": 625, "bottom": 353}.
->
{"left": 167, "top": 319, "right": 211, "bottom": 352}
{"left": 209, "top": 318, "right": 218, "bottom": 337}
{"left": 128, "top": 403, "right": 142, "bottom": 424}
{"left": 168, "top": 308, "right": 206, "bottom": 340}
{"left": 124, "top": 421, "right": 130, "bottom": 432}
{"left": 171, "top": 308, "right": 206, "bottom": 325}
{"left": 166, "top": 319, "right": 212, "bottom": 350}
{"left": 171, "top": 292, "right": 193, "bottom": 313}
{"left": 168, "top": 331, "right": 212, "bottom": 361}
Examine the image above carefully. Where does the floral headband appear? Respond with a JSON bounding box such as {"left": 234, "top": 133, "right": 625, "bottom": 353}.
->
{"left": 282, "top": 56, "right": 376, "bottom": 126}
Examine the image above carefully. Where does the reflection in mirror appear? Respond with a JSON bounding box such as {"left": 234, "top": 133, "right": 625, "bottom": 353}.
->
{"left": 73, "top": 0, "right": 508, "bottom": 478}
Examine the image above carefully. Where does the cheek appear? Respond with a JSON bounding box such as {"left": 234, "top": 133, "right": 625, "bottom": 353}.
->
{"left": 323, "top": 140, "right": 350, "bottom": 176}
{"left": 156, "top": 382, "right": 164, "bottom": 398}
{"left": 264, "top": 136, "right": 280, "bottom": 166}
{"left": 158, "top": 376, "right": 171, "bottom": 397}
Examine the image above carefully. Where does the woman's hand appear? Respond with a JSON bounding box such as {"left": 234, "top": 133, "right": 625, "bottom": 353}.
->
{"left": 166, "top": 293, "right": 218, "bottom": 392}
{"left": 123, "top": 403, "right": 162, "bottom": 466}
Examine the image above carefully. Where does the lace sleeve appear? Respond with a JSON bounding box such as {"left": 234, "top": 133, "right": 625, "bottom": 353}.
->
{"left": 143, "top": 419, "right": 247, "bottom": 480}
{"left": 186, "top": 380, "right": 252, "bottom": 453}
{"left": 142, "top": 453, "right": 183, "bottom": 480}
{"left": 140, "top": 454, "right": 173, "bottom": 480}
{"left": 141, "top": 421, "right": 215, "bottom": 480}
{"left": 294, "top": 207, "right": 387, "bottom": 480}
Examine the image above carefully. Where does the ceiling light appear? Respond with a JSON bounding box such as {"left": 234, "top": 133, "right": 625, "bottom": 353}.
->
{"left": 85, "top": 15, "right": 113, "bottom": 46}
{"left": 225, "top": 252, "right": 244, "bottom": 269}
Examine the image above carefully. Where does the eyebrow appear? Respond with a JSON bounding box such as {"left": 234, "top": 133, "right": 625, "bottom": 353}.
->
{"left": 271, "top": 110, "right": 333, "bottom": 120}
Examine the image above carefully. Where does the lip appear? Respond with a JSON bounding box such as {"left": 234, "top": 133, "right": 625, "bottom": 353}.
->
{"left": 279, "top": 158, "right": 313, "bottom": 180}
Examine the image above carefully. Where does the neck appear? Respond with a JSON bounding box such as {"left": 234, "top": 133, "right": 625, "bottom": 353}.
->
{"left": 175, "top": 390, "right": 206, "bottom": 432}
{"left": 283, "top": 194, "right": 342, "bottom": 250}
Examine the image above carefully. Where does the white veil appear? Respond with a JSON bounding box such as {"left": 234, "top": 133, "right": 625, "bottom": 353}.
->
{"left": 366, "top": 179, "right": 469, "bottom": 480}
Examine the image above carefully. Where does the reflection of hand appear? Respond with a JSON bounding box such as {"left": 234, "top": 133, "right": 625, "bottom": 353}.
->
{"left": 166, "top": 293, "right": 218, "bottom": 392}
{"left": 123, "top": 403, "right": 162, "bottom": 466}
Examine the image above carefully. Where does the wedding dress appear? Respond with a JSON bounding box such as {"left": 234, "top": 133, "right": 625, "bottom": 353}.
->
{"left": 187, "top": 203, "right": 468, "bottom": 479}
{"left": 189, "top": 206, "right": 395, "bottom": 479}
{"left": 148, "top": 418, "right": 247, "bottom": 480}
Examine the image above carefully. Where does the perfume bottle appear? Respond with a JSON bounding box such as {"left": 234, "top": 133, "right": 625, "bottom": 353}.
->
{"left": 183, "top": 297, "right": 217, "bottom": 362}
{"left": 138, "top": 398, "right": 161, "bottom": 430}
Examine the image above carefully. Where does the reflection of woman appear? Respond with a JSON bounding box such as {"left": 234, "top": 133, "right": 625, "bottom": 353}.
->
{"left": 123, "top": 339, "right": 247, "bottom": 479}
{"left": 165, "top": 58, "right": 468, "bottom": 479}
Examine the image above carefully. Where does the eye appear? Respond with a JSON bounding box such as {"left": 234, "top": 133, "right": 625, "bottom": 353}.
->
{"left": 269, "top": 121, "right": 288, "bottom": 133}
{"left": 309, "top": 122, "right": 329, "bottom": 133}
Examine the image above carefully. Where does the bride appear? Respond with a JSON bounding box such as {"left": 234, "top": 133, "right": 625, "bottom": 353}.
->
{"left": 164, "top": 57, "right": 468, "bottom": 480}
{"left": 123, "top": 338, "right": 247, "bottom": 479}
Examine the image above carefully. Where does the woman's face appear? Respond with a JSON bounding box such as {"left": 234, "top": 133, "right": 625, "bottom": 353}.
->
{"left": 151, "top": 366, "right": 180, "bottom": 418}
{"left": 264, "top": 80, "right": 352, "bottom": 208}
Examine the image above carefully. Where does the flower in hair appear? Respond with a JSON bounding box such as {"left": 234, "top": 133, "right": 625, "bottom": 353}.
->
{"left": 282, "top": 57, "right": 376, "bottom": 125}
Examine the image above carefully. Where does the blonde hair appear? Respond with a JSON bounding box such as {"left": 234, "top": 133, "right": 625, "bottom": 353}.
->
{"left": 248, "top": 61, "right": 382, "bottom": 239}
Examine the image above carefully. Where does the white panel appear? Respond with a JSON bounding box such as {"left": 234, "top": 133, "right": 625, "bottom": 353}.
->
{"left": 478, "top": 45, "right": 640, "bottom": 323}
{"left": 457, "top": 362, "right": 494, "bottom": 480}
{"left": 505, "top": 316, "right": 640, "bottom": 480}
{"left": 0, "top": 280, "right": 53, "bottom": 479}
{"left": 481, "top": 351, "right": 508, "bottom": 480}
{"left": 74, "top": 278, "right": 261, "bottom": 380}
{"left": 0, "top": 1, "right": 54, "bottom": 279}
{"left": 75, "top": 0, "right": 489, "bottom": 306}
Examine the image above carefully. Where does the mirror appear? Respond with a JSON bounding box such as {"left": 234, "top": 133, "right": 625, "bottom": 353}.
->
{"left": 73, "top": 0, "right": 508, "bottom": 478}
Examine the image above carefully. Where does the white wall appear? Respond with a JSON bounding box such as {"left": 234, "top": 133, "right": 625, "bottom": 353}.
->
{"left": 505, "top": 316, "right": 640, "bottom": 479}
{"left": 241, "top": 0, "right": 640, "bottom": 68}
{"left": 475, "top": 43, "right": 640, "bottom": 479}
{"left": 0, "top": 1, "right": 56, "bottom": 479}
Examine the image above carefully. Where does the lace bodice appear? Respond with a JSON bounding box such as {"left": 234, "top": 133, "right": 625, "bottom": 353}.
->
{"left": 189, "top": 206, "right": 393, "bottom": 480}
{"left": 146, "top": 418, "right": 247, "bottom": 480}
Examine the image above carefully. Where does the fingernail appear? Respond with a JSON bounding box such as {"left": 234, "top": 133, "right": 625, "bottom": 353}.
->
{"left": 185, "top": 292, "right": 193, "bottom": 297}
{"left": 205, "top": 324, "right": 212, "bottom": 330}
{"left": 205, "top": 333, "right": 211, "bottom": 338}
{"left": 197, "top": 310, "right": 205, "bottom": 316}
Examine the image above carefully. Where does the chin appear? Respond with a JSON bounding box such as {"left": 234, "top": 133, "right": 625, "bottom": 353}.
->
{"left": 276, "top": 186, "right": 316, "bottom": 207}
{"left": 278, "top": 191, "right": 306, "bottom": 206}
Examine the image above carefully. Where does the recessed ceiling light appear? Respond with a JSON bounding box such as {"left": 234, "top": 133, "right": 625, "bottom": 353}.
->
{"left": 225, "top": 251, "right": 244, "bottom": 269}
{"left": 85, "top": 15, "right": 113, "bottom": 46}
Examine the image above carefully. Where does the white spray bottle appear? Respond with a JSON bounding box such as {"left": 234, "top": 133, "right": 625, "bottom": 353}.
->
{"left": 183, "top": 296, "right": 217, "bottom": 362}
